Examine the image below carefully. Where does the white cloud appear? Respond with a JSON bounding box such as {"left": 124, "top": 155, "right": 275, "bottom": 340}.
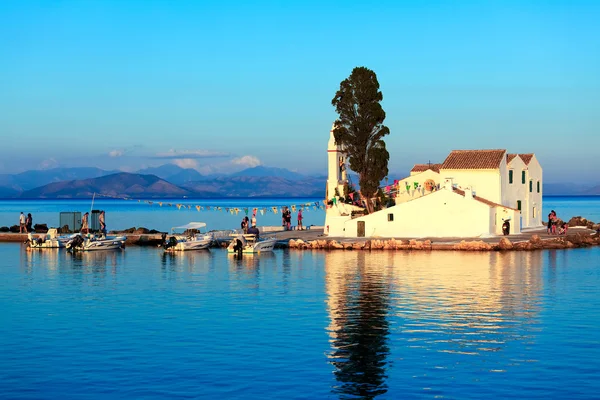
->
{"left": 38, "top": 158, "right": 60, "bottom": 170}
{"left": 153, "top": 149, "right": 230, "bottom": 159}
{"left": 109, "top": 149, "right": 124, "bottom": 158}
{"left": 172, "top": 158, "right": 199, "bottom": 169}
{"left": 231, "top": 155, "right": 262, "bottom": 168}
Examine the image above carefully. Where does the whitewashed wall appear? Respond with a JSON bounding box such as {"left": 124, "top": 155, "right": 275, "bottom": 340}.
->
{"left": 344, "top": 189, "right": 494, "bottom": 238}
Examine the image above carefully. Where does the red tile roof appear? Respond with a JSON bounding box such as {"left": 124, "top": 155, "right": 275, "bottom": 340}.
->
{"left": 453, "top": 188, "right": 519, "bottom": 211}
{"left": 410, "top": 163, "right": 441, "bottom": 173}
{"left": 519, "top": 154, "right": 534, "bottom": 165}
{"left": 441, "top": 150, "right": 506, "bottom": 170}
{"left": 506, "top": 153, "right": 518, "bottom": 164}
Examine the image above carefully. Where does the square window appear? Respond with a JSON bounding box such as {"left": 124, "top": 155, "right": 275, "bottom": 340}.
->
{"left": 387, "top": 213, "right": 394, "bottom": 222}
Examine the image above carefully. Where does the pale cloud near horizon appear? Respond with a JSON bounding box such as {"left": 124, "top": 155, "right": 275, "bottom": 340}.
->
{"left": 231, "top": 155, "right": 262, "bottom": 168}
{"left": 109, "top": 149, "right": 124, "bottom": 158}
{"left": 172, "top": 158, "right": 199, "bottom": 170}
{"left": 153, "top": 149, "right": 230, "bottom": 159}
{"left": 38, "top": 158, "right": 60, "bottom": 170}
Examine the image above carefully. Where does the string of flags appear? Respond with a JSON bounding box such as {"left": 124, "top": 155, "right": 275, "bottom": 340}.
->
{"left": 90, "top": 193, "right": 324, "bottom": 214}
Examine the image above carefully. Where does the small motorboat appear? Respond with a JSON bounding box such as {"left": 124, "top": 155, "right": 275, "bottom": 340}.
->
{"left": 163, "top": 222, "right": 213, "bottom": 252}
{"left": 66, "top": 234, "right": 125, "bottom": 252}
{"left": 227, "top": 233, "right": 277, "bottom": 254}
{"left": 26, "top": 229, "right": 65, "bottom": 249}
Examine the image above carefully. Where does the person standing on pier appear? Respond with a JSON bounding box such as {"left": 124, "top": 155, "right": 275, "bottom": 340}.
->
{"left": 99, "top": 211, "right": 106, "bottom": 235}
{"left": 19, "top": 212, "right": 26, "bottom": 233}
{"left": 26, "top": 213, "right": 33, "bottom": 233}
{"left": 81, "top": 212, "right": 89, "bottom": 234}
{"left": 297, "top": 209, "right": 303, "bottom": 231}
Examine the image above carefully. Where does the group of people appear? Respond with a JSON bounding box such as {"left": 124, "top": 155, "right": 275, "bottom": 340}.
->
{"left": 80, "top": 210, "right": 107, "bottom": 235}
{"left": 240, "top": 212, "right": 259, "bottom": 238}
{"left": 547, "top": 209, "right": 568, "bottom": 235}
{"left": 282, "top": 207, "right": 303, "bottom": 231}
{"left": 18, "top": 212, "right": 33, "bottom": 233}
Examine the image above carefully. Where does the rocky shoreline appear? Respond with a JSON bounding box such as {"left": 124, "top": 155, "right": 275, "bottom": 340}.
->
{"left": 287, "top": 232, "right": 600, "bottom": 251}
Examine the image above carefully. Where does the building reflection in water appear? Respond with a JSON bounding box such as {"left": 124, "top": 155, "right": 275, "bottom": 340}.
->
{"left": 324, "top": 250, "right": 544, "bottom": 398}
{"left": 325, "top": 251, "right": 393, "bottom": 399}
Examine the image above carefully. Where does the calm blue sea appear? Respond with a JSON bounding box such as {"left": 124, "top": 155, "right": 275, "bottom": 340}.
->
{"left": 1, "top": 196, "right": 599, "bottom": 398}
{"left": 1, "top": 246, "right": 599, "bottom": 399}
{"left": 0, "top": 195, "right": 597, "bottom": 232}
{"left": 0, "top": 198, "right": 324, "bottom": 232}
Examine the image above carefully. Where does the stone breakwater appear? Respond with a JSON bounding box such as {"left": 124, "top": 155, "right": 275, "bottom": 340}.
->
{"left": 287, "top": 233, "right": 600, "bottom": 251}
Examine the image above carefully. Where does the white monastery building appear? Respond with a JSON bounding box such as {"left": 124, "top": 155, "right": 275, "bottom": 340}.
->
{"left": 324, "top": 126, "right": 543, "bottom": 238}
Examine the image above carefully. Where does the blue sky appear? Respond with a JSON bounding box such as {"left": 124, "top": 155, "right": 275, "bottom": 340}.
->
{"left": 1, "top": 0, "right": 599, "bottom": 182}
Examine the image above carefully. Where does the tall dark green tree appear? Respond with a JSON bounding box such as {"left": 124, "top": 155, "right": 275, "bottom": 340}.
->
{"left": 332, "top": 67, "right": 390, "bottom": 213}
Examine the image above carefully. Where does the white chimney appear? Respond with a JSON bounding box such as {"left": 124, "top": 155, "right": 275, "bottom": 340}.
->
{"left": 444, "top": 178, "right": 454, "bottom": 191}
{"left": 464, "top": 186, "right": 473, "bottom": 199}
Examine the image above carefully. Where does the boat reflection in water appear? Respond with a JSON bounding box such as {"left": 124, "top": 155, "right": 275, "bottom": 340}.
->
{"left": 160, "top": 249, "right": 215, "bottom": 278}
{"left": 324, "top": 250, "right": 544, "bottom": 398}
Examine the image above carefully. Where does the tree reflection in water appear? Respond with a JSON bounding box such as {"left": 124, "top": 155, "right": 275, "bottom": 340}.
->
{"left": 326, "top": 252, "right": 391, "bottom": 399}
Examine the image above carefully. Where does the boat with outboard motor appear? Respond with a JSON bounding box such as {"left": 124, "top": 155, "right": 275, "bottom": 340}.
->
{"left": 162, "top": 222, "right": 213, "bottom": 251}
{"left": 26, "top": 229, "right": 65, "bottom": 249}
{"left": 227, "top": 233, "right": 277, "bottom": 254}
{"left": 65, "top": 233, "right": 125, "bottom": 252}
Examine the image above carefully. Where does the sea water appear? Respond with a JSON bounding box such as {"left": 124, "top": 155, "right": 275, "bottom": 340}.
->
{"left": 1, "top": 245, "right": 599, "bottom": 399}
{"left": 0, "top": 198, "right": 324, "bottom": 232}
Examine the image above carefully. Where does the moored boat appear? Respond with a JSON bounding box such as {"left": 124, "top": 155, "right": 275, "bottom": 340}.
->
{"left": 66, "top": 234, "right": 125, "bottom": 252}
{"left": 26, "top": 229, "right": 65, "bottom": 249}
{"left": 227, "top": 233, "right": 277, "bottom": 254}
{"left": 163, "top": 222, "right": 213, "bottom": 252}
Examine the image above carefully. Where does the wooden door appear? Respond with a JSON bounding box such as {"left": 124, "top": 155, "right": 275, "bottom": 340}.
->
{"left": 357, "top": 221, "right": 365, "bottom": 237}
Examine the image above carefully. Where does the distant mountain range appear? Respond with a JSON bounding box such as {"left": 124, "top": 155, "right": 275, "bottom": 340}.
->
{"left": 1, "top": 163, "right": 599, "bottom": 198}
{"left": 7, "top": 164, "right": 324, "bottom": 199}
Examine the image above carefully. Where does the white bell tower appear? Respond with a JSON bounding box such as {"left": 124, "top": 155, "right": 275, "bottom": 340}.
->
{"left": 326, "top": 124, "right": 347, "bottom": 201}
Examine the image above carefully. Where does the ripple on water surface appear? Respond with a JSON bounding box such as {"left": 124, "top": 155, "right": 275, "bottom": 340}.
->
{"left": 1, "top": 244, "right": 600, "bottom": 399}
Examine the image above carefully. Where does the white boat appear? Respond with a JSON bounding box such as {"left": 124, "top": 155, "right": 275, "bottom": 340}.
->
{"left": 66, "top": 234, "right": 125, "bottom": 252}
{"left": 227, "top": 233, "right": 277, "bottom": 254}
{"left": 163, "top": 222, "right": 213, "bottom": 252}
{"left": 26, "top": 229, "right": 65, "bottom": 249}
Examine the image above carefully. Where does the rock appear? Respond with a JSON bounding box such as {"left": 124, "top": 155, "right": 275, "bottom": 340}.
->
{"left": 453, "top": 240, "right": 492, "bottom": 251}
{"left": 34, "top": 224, "right": 48, "bottom": 233}
{"left": 352, "top": 242, "right": 364, "bottom": 250}
{"left": 288, "top": 239, "right": 297, "bottom": 248}
{"left": 423, "top": 240, "right": 432, "bottom": 249}
{"left": 134, "top": 227, "right": 150, "bottom": 235}
{"left": 513, "top": 241, "right": 533, "bottom": 250}
{"left": 530, "top": 234, "right": 541, "bottom": 244}
{"left": 343, "top": 242, "right": 353, "bottom": 250}
{"left": 568, "top": 216, "right": 590, "bottom": 227}
{"left": 372, "top": 240, "right": 384, "bottom": 250}
{"left": 329, "top": 240, "right": 344, "bottom": 249}
{"left": 0, "top": 226, "right": 9, "bottom": 232}
{"left": 121, "top": 227, "right": 136, "bottom": 234}
{"left": 9, "top": 225, "right": 19, "bottom": 233}
{"left": 498, "top": 237, "right": 513, "bottom": 250}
